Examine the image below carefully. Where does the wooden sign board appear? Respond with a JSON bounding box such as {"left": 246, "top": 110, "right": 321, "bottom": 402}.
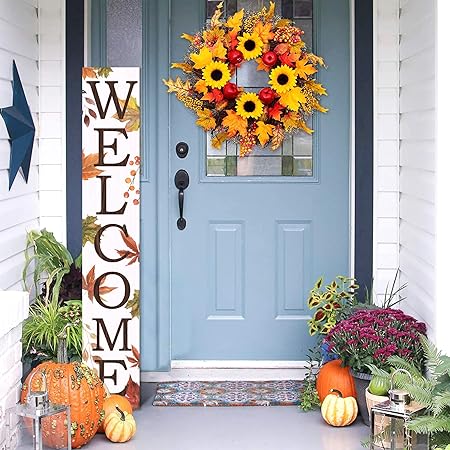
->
{"left": 81, "top": 67, "right": 140, "bottom": 408}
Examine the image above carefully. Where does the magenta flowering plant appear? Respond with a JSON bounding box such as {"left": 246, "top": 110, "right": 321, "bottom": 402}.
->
{"left": 324, "top": 308, "right": 427, "bottom": 374}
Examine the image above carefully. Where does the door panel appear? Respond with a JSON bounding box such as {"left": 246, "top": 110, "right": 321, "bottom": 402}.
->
{"left": 170, "top": 0, "right": 350, "bottom": 360}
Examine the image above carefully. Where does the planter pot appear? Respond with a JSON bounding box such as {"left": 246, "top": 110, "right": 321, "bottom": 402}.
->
{"left": 320, "top": 341, "right": 339, "bottom": 363}
{"left": 365, "top": 387, "right": 388, "bottom": 421}
{"left": 350, "top": 369, "right": 372, "bottom": 426}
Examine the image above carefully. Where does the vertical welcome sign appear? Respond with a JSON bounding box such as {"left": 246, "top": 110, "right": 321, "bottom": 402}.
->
{"left": 82, "top": 68, "right": 140, "bottom": 408}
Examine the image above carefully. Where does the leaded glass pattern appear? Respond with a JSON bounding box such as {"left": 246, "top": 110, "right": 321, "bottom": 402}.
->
{"left": 206, "top": 0, "right": 314, "bottom": 177}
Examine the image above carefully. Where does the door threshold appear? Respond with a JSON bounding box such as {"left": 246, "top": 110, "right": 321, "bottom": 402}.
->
{"left": 141, "top": 361, "right": 309, "bottom": 382}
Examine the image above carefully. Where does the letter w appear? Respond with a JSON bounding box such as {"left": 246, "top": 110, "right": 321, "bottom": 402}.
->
{"left": 87, "top": 80, "right": 138, "bottom": 119}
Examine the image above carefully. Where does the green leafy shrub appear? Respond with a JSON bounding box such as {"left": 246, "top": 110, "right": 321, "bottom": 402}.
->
{"left": 307, "top": 276, "right": 359, "bottom": 336}
{"left": 368, "top": 336, "right": 450, "bottom": 448}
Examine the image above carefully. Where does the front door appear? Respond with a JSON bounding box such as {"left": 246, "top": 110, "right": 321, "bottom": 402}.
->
{"left": 169, "top": 0, "right": 351, "bottom": 361}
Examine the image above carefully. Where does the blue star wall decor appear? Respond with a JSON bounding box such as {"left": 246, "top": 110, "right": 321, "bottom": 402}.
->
{"left": 0, "top": 60, "right": 36, "bottom": 190}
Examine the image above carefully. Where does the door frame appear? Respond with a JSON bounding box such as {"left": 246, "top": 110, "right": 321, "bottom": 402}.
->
{"left": 80, "top": 0, "right": 373, "bottom": 375}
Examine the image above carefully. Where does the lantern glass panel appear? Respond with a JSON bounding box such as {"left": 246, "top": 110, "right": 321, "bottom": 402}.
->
{"left": 371, "top": 408, "right": 429, "bottom": 450}
{"left": 6, "top": 404, "right": 71, "bottom": 450}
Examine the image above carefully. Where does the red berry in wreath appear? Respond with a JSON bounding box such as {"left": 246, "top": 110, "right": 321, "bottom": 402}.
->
{"left": 227, "top": 49, "right": 244, "bottom": 65}
{"left": 259, "top": 87, "right": 277, "bottom": 105}
{"left": 223, "top": 82, "right": 239, "bottom": 99}
{"left": 262, "top": 51, "right": 278, "bottom": 67}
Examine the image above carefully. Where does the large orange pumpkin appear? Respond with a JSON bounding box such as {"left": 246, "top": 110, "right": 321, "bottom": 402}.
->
{"left": 21, "top": 360, "right": 106, "bottom": 448}
{"left": 98, "top": 395, "right": 133, "bottom": 433}
{"left": 316, "top": 359, "right": 356, "bottom": 403}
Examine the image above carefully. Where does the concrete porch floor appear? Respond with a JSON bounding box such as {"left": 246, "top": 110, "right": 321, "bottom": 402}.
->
{"left": 89, "top": 383, "right": 369, "bottom": 450}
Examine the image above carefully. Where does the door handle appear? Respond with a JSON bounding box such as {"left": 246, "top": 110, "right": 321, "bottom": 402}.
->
{"left": 174, "top": 169, "right": 190, "bottom": 230}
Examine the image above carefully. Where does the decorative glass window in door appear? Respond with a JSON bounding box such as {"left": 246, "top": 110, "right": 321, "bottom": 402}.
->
{"left": 206, "top": 0, "right": 314, "bottom": 177}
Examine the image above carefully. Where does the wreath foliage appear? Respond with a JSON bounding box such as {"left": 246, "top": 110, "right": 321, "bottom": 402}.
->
{"left": 164, "top": 1, "right": 328, "bottom": 156}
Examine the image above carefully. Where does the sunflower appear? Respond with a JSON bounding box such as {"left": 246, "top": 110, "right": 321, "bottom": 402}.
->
{"left": 235, "top": 92, "right": 264, "bottom": 119}
{"left": 202, "top": 61, "right": 231, "bottom": 89}
{"left": 269, "top": 65, "right": 297, "bottom": 94}
{"left": 237, "top": 32, "right": 264, "bottom": 60}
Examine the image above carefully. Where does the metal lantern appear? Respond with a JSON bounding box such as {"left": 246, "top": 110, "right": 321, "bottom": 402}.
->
{"left": 370, "top": 369, "right": 429, "bottom": 450}
{"left": 6, "top": 371, "right": 71, "bottom": 450}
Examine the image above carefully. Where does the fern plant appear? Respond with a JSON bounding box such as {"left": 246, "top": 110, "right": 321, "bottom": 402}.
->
{"left": 368, "top": 335, "right": 450, "bottom": 448}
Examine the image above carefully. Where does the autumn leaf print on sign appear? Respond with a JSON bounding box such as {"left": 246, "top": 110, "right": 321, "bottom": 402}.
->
{"left": 112, "top": 97, "right": 140, "bottom": 132}
{"left": 82, "top": 215, "right": 100, "bottom": 246}
{"left": 116, "top": 230, "right": 140, "bottom": 265}
{"left": 82, "top": 150, "right": 103, "bottom": 180}
{"left": 125, "top": 376, "right": 140, "bottom": 410}
{"left": 126, "top": 290, "right": 140, "bottom": 319}
{"left": 127, "top": 346, "right": 140, "bottom": 368}
{"left": 82, "top": 266, "right": 117, "bottom": 302}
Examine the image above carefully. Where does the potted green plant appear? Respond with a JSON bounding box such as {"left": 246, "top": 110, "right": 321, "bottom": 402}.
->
{"left": 324, "top": 308, "right": 427, "bottom": 425}
{"left": 307, "top": 275, "right": 359, "bottom": 362}
{"left": 368, "top": 336, "right": 450, "bottom": 449}
{"left": 299, "top": 276, "right": 358, "bottom": 411}
{"left": 22, "top": 229, "right": 82, "bottom": 368}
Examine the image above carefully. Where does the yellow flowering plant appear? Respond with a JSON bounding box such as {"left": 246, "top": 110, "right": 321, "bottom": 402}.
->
{"left": 164, "top": 1, "right": 328, "bottom": 156}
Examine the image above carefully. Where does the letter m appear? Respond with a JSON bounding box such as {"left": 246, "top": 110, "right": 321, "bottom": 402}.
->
{"left": 93, "top": 318, "right": 131, "bottom": 351}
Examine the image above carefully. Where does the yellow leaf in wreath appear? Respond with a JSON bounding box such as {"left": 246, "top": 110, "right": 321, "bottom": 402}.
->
{"left": 308, "top": 81, "right": 328, "bottom": 96}
{"left": 308, "top": 53, "right": 325, "bottom": 67}
{"left": 271, "top": 126, "right": 284, "bottom": 150}
{"left": 181, "top": 33, "right": 195, "bottom": 43}
{"left": 255, "top": 121, "right": 275, "bottom": 146}
{"left": 190, "top": 47, "right": 213, "bottom": 69}
{"left": 211, "top": 42, "right": 227, "bottom": 59}
{"left": 313, "top": 100, "right": 329, "bottom": 113}
{"left": 276, "top": 19, "right": 292, "bottom": 28}
{"left": 226, "top": 9, "right": 244, "bottom": 33}
{"left": 196, "top": 108, "right": 216, "bottom": 131}
{"left": 194, "top": 79, "right": 209, "bottom": 95}
{"left": 279, "top": 87, "right": 306, "bottom": 111}
{"left": 298, "top": 120, "right": 314, "bottom": 135}
{"left": 295, "top": 58, "right": 317, "bottom": 79}
{"left": 222, "top": 110, "right": 248, "bottom": 137}
{"left": 163, "top": 77, "right": 191, "bottom": 94}
{"left": 171, "top": 62, "right": 193, "bottom": 73}
{"left": 211, "top": 132, "right": 228, "bottom": 149}
{"left": 210, "top": 1, "right": 224, "bottom": 28}
{"left": 281, "top": 112, "right": 300, "bottom": 131}
{"left": 266, "top": 1, "right": 276, "bottom": 21}
{"left": 254, "top": 21, "right": 274, "bottom": 43}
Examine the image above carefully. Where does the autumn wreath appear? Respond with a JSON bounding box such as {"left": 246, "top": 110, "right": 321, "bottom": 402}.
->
{"left": 163, "top": 1, "right": 327, "bottom": 156}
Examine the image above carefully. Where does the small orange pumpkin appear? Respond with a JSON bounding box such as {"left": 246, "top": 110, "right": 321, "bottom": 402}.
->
{"left": 316, "top": 359, "right": 357, "bottom": 403}
{"left": 321, "top": 389, "right": 358, "bottom": 427}
{"left": 98, "top": 394, "right": 133, "bottom": 433}
{"left": 105, "top": 406, "right": 137, "bottom": 443}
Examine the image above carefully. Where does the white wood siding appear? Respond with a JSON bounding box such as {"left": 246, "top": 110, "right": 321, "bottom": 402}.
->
{"left": 0, "top": 0, "right": 66, "bottom": 291}
{"left": 38, "top": 0, "right": 66, "bottom": 244}
{"left": 373, "top": 0, "right": 400, "bottom": 299}
{"left": 0, "top": 0, "right": 39, "bottom": 290}
{"left": 399, "top": 0, "right": 436, "bottom": 339}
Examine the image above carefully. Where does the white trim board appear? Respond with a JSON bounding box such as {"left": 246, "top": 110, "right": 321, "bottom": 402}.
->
{"left": 171, "top": 360, "right": 307, "bottom": 369}
{"left": 142, "top": 368, "right": 309, "bottom": 383}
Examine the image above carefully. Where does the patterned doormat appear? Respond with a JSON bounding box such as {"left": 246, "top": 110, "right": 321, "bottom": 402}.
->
{"left": 153, "top": 380, "right": 303, "bottom": 407}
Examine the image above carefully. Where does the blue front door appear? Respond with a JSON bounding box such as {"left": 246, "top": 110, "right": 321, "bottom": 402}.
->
{"left": 168, "top": 0, "right": 351, "bottom": 361}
